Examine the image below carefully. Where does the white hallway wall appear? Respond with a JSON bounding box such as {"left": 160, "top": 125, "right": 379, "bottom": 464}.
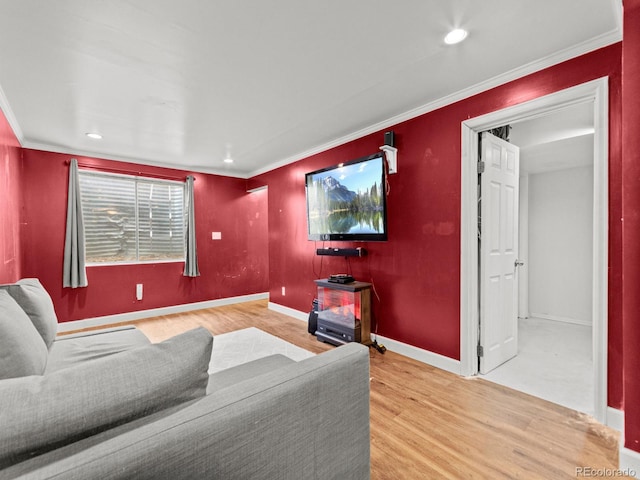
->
{"left": 527, "top": 165, "right": 594, "bottom": 325}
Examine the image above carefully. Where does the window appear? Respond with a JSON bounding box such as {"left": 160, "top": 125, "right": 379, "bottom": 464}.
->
{"left": 78, "top": 171, "right": 185, "bottom": 264}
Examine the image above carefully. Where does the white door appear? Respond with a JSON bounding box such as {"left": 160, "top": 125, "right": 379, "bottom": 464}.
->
{"left": 479, "top": 132, "right": 521, "bottom": 374}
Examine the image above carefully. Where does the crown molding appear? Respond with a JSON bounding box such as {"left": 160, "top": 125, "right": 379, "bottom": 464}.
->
{"left": 20, "top": 140, "right": 250, "bottom": 179}
{"left": 0, "top": 83, "right": 24, "bottom": 144}
{"left": 248, "top": 26, "right": 622, "bottom": 178}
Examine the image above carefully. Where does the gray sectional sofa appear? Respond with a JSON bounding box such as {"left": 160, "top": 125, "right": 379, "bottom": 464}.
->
{"left": 0, "top": 279, "right": 371, "bottom": 479}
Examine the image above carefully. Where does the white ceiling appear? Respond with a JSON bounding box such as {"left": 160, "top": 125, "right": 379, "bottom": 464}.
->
{"left": 0, "top": 1, "right": 621, "bottom": 178}
{"left": 510, "top": 101, "right": 595, "bottom": 175}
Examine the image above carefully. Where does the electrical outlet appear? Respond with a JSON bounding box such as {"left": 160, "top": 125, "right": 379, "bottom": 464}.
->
{"left": 136, "top": 283, "right": 143, "bottom": 301}
{"left": 211, "top": 232, "right": 222, "bottom": 240}
{"left": 281, "top": 286, "right": 286, "bottom": 296}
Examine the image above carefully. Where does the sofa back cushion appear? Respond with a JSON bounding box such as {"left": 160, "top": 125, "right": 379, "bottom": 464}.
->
{"left": 0, "top": 290, "right": 48, "bottom": 380}
{"left": 0, "top": 326, "right": 213, "bottom": 468}
{"left": 6, "top": 278, "right": 58, "bottom": 349}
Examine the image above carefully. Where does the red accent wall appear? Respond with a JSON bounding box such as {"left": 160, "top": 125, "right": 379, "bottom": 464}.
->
{"left": 0, "top": 108, "right": 22, "bottom": 283}
{"left": 250, "top": 44, "right": 624, "bottom": 407}
{"left": 19, "top": 149, "right": 268, "bottom": 322}
{"left": 622, "top": 0, "right": 640, "bottom": 454}
{"left": 3, "top": 23, "right": 639, "bottom": 454}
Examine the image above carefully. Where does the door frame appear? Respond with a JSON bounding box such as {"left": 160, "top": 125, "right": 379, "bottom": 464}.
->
{"left": 459, "top": 77, "right": 609, "bottom": 423}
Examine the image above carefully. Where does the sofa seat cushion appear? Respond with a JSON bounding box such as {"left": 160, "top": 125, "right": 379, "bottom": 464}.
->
{"left": 0, "top": 326, "right": 213, "bottom": 469}
{"left": 46, "top": 325, "right": 150, "bottom": 374}
{"left": 5, "top": 279, "right": 58, "bottom": 349}
{"left": 0, "top": 290, "right": 48, "bottom": 380}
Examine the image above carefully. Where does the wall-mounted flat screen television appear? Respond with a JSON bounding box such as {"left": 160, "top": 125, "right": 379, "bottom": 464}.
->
{"left": 305, "top": 152, "right": 388, "bottom": 241}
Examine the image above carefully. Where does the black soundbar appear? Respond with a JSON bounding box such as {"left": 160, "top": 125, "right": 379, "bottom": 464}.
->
{"left": 316, "top": 247, "right": 367, "bottom": 257}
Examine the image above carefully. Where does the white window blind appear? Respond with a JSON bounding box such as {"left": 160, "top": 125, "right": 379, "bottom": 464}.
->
{"left": 78, "top": 171, "right": 185, "bottom": 264}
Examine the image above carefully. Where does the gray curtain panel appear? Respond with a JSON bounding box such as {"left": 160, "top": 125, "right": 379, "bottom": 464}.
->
{"left": 63, "top": 158, "right": 88, "bottom": 288}
{"left": 183, "top": 175, "right": 200, "bottom": 277}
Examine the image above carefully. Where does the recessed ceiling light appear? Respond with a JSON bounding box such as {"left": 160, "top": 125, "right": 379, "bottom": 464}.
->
{"left": 444, "top": 28, "right": 468, "bottom": 45}
{"left": 85, "top": 132, "right": 102, "bottom": 139}
{"left": 223, "top": 157, "right": 234, "bottom": 164}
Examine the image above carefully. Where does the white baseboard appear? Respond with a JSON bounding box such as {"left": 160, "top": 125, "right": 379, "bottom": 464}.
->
{"left": 617, "top": 407, "right": 640, "bottom": 478}
{"left": 267, "top": 302, "right": 309, "bottom": 322}
{"left": 268, "top": 302, "right": 461, "bottom": 375}
{"left": 620, "top": 446, "right": 640, "bottom": 478}
{"left": 529, "top": 312, "right": 592, "bottom": 327}
{"left": 58, "top": 292, "right": 269, "bottom": 333}
{"left": 373, "top": 334, "right": 461, "bottom": 375}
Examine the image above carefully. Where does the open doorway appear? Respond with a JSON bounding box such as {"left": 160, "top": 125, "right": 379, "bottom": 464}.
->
{"left": 480, "top": 102, "right": 596, "bottom": 416}
{"left": 459, "top": 78, "right": 609, "bottom": 423}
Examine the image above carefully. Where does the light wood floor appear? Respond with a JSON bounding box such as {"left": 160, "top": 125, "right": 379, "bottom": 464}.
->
{"left": 66, "top": 300, "right": 628, "bottom": 479}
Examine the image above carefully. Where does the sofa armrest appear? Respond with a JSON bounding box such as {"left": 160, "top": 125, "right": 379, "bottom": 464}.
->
{"left": 8, "top": 342, "right": 370, "bottom": 480}
{"left": 54, "top": 325, "right": 140, "bottom": 341}
{"left": 207, "top": 353, "right": 296, "bottom": 392}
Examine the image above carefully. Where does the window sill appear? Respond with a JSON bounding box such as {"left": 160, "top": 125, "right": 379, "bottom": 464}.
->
{"left": 86, "top": 259, "right": 185, "bottom": 267}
